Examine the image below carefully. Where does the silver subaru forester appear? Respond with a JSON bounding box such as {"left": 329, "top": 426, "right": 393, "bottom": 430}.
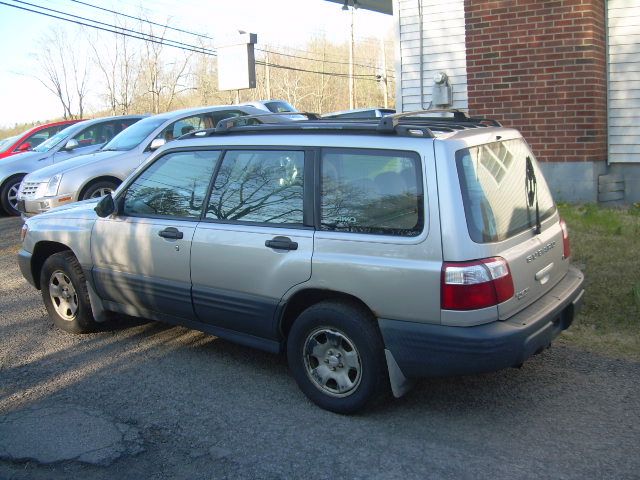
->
{"left": 17, "top": 110, "right": 584, "bottom": 413}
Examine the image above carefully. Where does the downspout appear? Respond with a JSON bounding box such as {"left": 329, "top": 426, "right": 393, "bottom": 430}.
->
{"left": 418, "top": 0, "right": 430, "bottom": 109}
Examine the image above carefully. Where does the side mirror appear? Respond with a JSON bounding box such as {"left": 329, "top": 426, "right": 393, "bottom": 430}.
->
{"left": 17, "top": 142, "right": 31, "bottom": 152}
{"left": 64, "top": 139, "right": 79, "bottom": 151}
{"left": 149, "top": 138, "right": 166, "bottom": 151}
{"left": 94, "top": 193, "right": 116, "bottom": 218}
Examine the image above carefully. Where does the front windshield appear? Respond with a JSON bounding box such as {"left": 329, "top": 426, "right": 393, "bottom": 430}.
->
{"left": 102, "top": 117, "right": 165, "bottom": 151}
{"left": 0, "top": 135, "right": 19, "bottom": 153}
{"left": 34, "top": 124, "right": 76, "bottom": 152}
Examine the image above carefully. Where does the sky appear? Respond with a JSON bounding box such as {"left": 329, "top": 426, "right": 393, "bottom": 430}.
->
{"left": 0, "top": 0, "right": 394, "bottom": 129}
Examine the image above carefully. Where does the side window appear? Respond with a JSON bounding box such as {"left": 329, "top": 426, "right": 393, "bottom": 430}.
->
{"left": 21, "top": 126, "right": 58, "bottom": 150}
{"left": 123, "top": 150, "right": 220, "bottom": 218}
{"left": 321, "top": 149, "right": 423, "bottom": 236}
{"left": 93, "top": 120, "right": 134, "bottom": 145}
{"left": 16, "top": 125, "right": 59, "bottom": 151}
{"left": 156, "top": 115, "right": 204, "bottom": 142}
{"left": 74, "top": 125, "right": 100, "bottom": 146}
{"left": 205, "top": 150, "right": 304, "bottom": 224}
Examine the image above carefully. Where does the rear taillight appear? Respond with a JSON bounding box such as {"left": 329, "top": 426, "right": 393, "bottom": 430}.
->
{"left": 559, "top": 218, "right": 571, "bottom": 259}
{"left": 441, "top": 257, "right": 514, "bottom": 310}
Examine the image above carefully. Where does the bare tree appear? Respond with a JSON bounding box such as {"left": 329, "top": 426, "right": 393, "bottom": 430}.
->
{"left": 87, "top": 21, "right": 139, "bottom": 115}
{"left": 193, "top": 52, "right": 217, "bottom": 105}
{"left": 32, "top": 27, "right": 90, "bottom": 119}
{"left": 138, "top": 21, "right": 195, "bottom": 113}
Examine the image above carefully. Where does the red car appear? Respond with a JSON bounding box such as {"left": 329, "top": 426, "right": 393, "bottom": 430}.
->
{"left": 0, "top": 120, "right": 81, "bottom": 160}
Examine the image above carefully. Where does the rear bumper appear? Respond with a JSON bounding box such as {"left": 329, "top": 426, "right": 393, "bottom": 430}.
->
{"left": 379, "top": 265, "right": 585, "bottom": 378}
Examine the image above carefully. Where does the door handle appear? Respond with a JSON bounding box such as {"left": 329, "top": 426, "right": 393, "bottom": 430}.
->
{"left": 265, "top": 236, "right": 298, "bottom": 251}
{"left": 159, "top": 227, "right": 184, "bottom": 239}
{"left": 535, "top": 262, "right": 554, "bottom": 283}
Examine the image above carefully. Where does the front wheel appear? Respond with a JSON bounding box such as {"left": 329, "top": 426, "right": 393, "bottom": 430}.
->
{"left": 82, "top": 180, "right": 118, "bottom": 200}
{"left": 40, "top": 251, "right": 98, "bottom": 334}
{"left": 0, "top": 175, "right": 24, "bottom": 216}
{"left": 287, "top": 301, "right": 389, "bottom": 414}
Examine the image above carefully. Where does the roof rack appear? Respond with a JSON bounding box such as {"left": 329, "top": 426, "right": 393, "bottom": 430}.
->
{"left": 181, "top": 109, "right": 501, "bottom": 140}
{"left": 377, "top": 109, "right": 501, "bottom": 132}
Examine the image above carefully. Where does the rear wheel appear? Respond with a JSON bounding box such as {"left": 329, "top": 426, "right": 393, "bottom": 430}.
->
{"left": 41, "top": 251, "right": 98, "bottom": 334}
{"left": 82, "top": 180, "right": 118, "bottom": 200}
{"left": 0, "top": 175, "right": 25, "bottom": 216}
{"left": 287, "top": 301, "right": 388, "bottom": 414}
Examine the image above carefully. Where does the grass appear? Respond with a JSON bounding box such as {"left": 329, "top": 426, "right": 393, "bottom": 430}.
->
{"left": 557, "top": 203, "right": 640, "bottom": 361}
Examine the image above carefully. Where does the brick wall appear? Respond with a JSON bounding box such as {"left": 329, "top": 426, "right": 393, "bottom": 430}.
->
{"left": 464, "top": 0, "right": 607, "bottom": 163}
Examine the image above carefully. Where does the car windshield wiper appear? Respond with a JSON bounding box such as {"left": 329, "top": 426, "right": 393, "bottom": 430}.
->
{"left": 526, "top": 155, "right": 541, "bottom": 234}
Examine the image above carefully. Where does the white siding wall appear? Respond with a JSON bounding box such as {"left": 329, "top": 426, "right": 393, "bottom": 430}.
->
{"left": 394, "top": 0, "right": 468, "bottom": 112}
{"left": 608, "top": 0, "right": 640, "bottom": 163}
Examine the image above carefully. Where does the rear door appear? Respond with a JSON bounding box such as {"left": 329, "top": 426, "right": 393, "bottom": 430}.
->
{"left": 190, "top": 148, "right": 313, "bottom": 340}
{"left": 454, "top": 138, "right": 567, "bottom": 319}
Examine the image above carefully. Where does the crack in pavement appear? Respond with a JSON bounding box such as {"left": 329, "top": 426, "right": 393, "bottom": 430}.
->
{"left": 0, "top": 404, "right": 143, "bottom": 466}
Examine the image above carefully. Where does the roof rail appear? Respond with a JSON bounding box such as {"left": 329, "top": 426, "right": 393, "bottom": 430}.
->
{"left": 377, "top": 108, "right": 501, "bottom": 132}
{"left": 180, "top": 109, "right": 501, "bottom": 140}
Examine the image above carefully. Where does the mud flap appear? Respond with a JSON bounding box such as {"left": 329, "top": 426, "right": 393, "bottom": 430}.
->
{"left": 385, "top": 349, "right": 415, "bottom": 398}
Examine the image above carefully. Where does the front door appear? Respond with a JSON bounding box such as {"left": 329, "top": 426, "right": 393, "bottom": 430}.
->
{"left": 91, "top": 149, "right": 221, "bottom": 319}
{"left": 191, "top": 149, "right": 314, "bottom": 340}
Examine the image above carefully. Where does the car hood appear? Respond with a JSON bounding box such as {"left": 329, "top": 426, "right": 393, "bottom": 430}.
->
{"left": 35, "top": 197, "right": 100, "bottom": 219}
{"left": 0, "top": 150, "right": 51, "bottom": 175}
{"left": 26, "top": 150, "right": 124, "bottom": 182}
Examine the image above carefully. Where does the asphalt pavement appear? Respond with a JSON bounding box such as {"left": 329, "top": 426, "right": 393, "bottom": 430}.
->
{"left": 0, "top": 215, "right": 638, "bottom": 480}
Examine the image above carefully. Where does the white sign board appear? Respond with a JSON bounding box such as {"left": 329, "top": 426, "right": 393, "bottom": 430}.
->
{"left": 217, "top": 33, "right": 257, "bottom": 91}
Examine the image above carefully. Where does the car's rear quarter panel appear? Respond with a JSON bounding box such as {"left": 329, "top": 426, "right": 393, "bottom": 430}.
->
{"left": 303, "top": 137, "right": 444, "bottom": 325}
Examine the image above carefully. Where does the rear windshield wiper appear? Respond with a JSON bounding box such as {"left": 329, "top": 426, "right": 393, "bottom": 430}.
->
{"left": 526, "top": 156, "right": 541, "bottom": 234}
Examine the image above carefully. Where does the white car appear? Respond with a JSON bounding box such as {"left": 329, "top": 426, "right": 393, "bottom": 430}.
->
{"left": 17, "top": 105, "right": 285, "bottom": 217}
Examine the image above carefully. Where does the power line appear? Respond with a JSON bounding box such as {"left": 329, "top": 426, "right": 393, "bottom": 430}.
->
{"left": 258, "top": 40, "right": 388, "bottom": 67}
{"left": 66, "top": 0, "right": 215, "bottom": 42}
{"left": 256, "top": 61, "right": 381, "bottom": 79}
{"left": 257, "top": 47, "right": 394, "bottom": 74}
{"left": 67, "top": 0, "right": 393, "bottom": 74}
{"left": 0, "top": 0, "right": 393, "bottom": 81}
{"left": 5, "top": 0, "right": 215, "bottom": 55}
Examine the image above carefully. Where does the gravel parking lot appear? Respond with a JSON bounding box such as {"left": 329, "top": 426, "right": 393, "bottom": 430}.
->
{"left": 0, "top": 215, "right": 639, "bottom": 480}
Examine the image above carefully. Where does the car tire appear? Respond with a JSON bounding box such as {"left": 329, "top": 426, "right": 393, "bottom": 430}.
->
{"left": 287, "top": 300, "right": 389, "bottom": 414}
{"left": 82, "top": 180, "right": 118, "bottom": 200}
{"left": 40, "top": 251, "right": 98, "bottom": 334}
{"left": 0, "top": 174, "right": 25, "bottom": 216}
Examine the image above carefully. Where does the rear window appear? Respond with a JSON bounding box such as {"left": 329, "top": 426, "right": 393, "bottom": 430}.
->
{"left": 264, "top": 101, "right": 296, "bottom": 113}
{"left": 456, "top": 138, "right": 556, "bottom": 243}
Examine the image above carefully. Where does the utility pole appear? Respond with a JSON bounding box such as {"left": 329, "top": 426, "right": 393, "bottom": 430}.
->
{"left": 348, "top": 7, "right": 355, "bottom": 110}
{"left": 265, "top": 50, "right": 271, "bottom": 99}
{"left": 380, "top": 37, "right": 389, "bottom": 109}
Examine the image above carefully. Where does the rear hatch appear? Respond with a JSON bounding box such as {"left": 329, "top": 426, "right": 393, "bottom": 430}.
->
{"left": 454, "top": 137, "right": 568, "bottom": 319}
